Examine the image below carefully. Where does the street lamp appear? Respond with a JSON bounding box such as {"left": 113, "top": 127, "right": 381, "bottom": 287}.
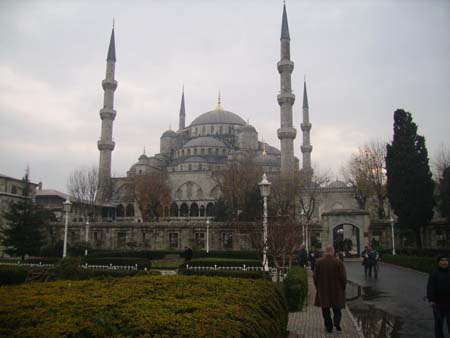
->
{"left": 206, "top": 218, "right": 210, "bottom": 253}
{"left": 62, "top": 199, "right": 72, "bottom": 258}
{"left": 258, "top": 173, "right": 271, "bottom": 272}
{"left": 84, "top": 220, "right": 89, "bottom": 256}
{"left": 390, "top": 216, "right": 396, "bottom": 255}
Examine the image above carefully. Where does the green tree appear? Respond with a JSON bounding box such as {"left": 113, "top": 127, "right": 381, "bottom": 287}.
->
{"left": 1, "top": 172, "right": 52, "bottom": 260}
{"left": 386, "top": 109, "right": 435, "bottom": 249}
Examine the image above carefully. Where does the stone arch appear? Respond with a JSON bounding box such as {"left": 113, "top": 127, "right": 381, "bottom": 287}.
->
{"left": 125, "top": 204, "right": 134, "bottom": 217}
{"left": 199, "top": 205, "right": 205, "bottom": 217}
{"left": 190, "top": 203, "right": 199, "bottom": 217}
{"left": 116, "top": 204, "right": 125, "bottom": 218}
{"left": 332, "top": 223, "right": 361, "bottom": 255}
{"left": 210, "top": 185, "right": 221, "bottom": 199}
{"left": 206, "top": 202, "right": 215, "bottom": 217}
{"left": 197, "top": 187, "right": 203, "bottom": 199}
{"left": 180, "top": 203, "right": 189, "bottom": 217}
{"left": 176, "top": 181, "right": 203, "bottom": 201}
{"left": 176, "top": 187, "right": 183, "bottom": 200}
{"left": 170, "top": 203, "right": 179, "bottom": 217}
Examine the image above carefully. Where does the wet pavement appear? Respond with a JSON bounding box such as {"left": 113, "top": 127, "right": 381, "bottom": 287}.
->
{"left": 344, "top": 261, "right": 436, "bottom": 338}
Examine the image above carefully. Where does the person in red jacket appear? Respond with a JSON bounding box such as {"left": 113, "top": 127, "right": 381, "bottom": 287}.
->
{"left": 427, "top": 254, "right": 450, "bottom": 338}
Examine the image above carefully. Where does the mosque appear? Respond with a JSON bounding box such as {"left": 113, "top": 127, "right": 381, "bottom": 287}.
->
{"left": 76, "top": 4, "right": 374, "bottom": 252}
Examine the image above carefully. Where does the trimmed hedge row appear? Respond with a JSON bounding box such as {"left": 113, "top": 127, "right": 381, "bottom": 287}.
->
{"left": 193, "top": 250, "right": 259, "bottom": 260}
{"left": 283, "top": 267, "right": 308, "bottom": 311}
{"left": 179, "top": 269, "right": 271, "bottom": 279}
{"left": 0, "top": 275, "right": 288, "bottom": 338}
{"left": 0, "top": 266, "right": 30, "bottom": 285}
{"left": 381, "top": 254, "right": 437, "bottom": 274}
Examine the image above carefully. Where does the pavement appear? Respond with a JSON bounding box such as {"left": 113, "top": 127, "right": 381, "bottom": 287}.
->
{"left": 287, "top": 269, "right": 364, "bottom": 338}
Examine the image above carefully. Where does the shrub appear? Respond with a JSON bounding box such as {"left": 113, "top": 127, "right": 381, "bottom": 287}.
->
{"left": 179, "top": 268, "right": 271, "bottom": 279}
{"left": 54, "top": 256, "right": 83, "bottom": 280}
{"left": 0, "top": 275, "right": 288, "bottom": 338}
{"left": 192, "top": 251, "right": 259, "bottom": 260}
{"left": 283, "top": 266, "right": 308, "bottom": 311}
{"left": 0, "top": 266, "right": 30, "bottom": 285}
{"left": 381, "top": 254, "right": 437, "bottom": 274}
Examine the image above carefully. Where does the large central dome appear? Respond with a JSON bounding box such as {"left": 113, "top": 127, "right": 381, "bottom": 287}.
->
{"left": 190, "top": 109, "right": 246, "bottom": 127}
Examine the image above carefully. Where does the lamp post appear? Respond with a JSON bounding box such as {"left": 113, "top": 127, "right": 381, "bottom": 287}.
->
{"left": 206, "top": 218, "right": 210, "bottom": 253}
{"left": 258, "top": 173, "right": 271, "bottom": 272}
{"left": 63, "top": 199, "right": 72, "bottom": 258}
{"left": 390, "top": 216, "right": 396, "bottom": 255}
{"left": 84, "top": 220, "right": 89, "bottom": 256}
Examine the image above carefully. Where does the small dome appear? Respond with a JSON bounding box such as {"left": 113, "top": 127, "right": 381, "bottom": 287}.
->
{"left": 240, "top": 124, "right": 257, "bottom": 133}
{"left": 254, "top": 153, "right": 280, "bottom": 167}
{"left": 161, "top": 130, "right": 177, "bottom": 138}
{"left": 327, "top": 180, "right": 348, "bottom": 188}
{"left": 183, "top": 136, "right": 226, "bottom": 148}
{"left": 190, "top": 109, "right": 246, "bottom": 126}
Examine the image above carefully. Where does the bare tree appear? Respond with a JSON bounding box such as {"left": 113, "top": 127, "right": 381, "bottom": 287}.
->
{"left": 433, "top": 144, "right": 450, "bottom": 181}
{"left": 131, "top": 173, "right": 171, "bottom": 221}
{"left": 213, "top": 155, "right": 262, "bottom": 220}
{"left": 342, "top": 140, "right": 387, "bottom": 219}
{"left": 67, "top": 166, "right": 98, "bottom": 221}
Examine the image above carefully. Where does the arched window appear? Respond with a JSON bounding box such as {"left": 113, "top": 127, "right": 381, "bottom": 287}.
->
{"left": 116, "top": 204, "right": 125, "bottom": 217}
{"left": 190, "top": 203, "right": 199, "bottom": 217}
{"left": 11, "top": 186, "right": 17, "bottom": 194}
{"left": 126, "top": 204, "right": 135, "bottom": 217}
{"left": 194, "top": 148, "right": 197, "bottom": 155}
{"left": 180, "top": 203, "right": 189, "bottom": 217}
{"left": 170, "top": 203, "right": 179, "bottom": 217}
{"left": 206, "top": 202, "right": 215, "bottom": 217}
{"left": 200, "top": 205, "right": 205, "bottom": 217}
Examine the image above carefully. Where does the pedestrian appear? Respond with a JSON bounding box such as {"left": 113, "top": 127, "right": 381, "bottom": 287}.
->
{"left": 366, "top": 246, "right": 379, "bottom": 278}
{"left": 427, "top": 254, "right": 450, "bottom": 338}
{"left": 184, "top": 246, "right": 193, "bottom": 262}
{"left": 313, "top": 245, "right": 347, "bottom": 333}
{"left": 297, "top": 244, "right": 308, "bottom": 268}
{"left": 361, "top": 246, "right": 369, "bottom": 276}
{"left": 309, "top": 249, "right": 317, "bottom": 271}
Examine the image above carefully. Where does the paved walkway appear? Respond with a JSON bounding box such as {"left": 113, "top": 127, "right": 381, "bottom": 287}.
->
{"left": 288, "top": 269, "right": 364, "bottom": 338}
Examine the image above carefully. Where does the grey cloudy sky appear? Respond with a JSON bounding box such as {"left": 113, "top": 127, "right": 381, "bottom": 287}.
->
{"left": 0, "top": 0, "right": 449, "bottom": 193}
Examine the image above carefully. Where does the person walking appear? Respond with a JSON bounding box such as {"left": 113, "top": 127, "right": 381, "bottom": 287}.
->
{"left": 366, "top": 246, "right": 379, "bottom": 278}
{"left": 361, "top": 246, "right": 369, "bottom": 276}
{"left": 427, "top": 254, "right": 450, "bottom": 338}
{"left": 313, "top": 245, "right": 347, "bottom": 333}
{"left": 297, "top": 244, "right": 308, "bottom": 268}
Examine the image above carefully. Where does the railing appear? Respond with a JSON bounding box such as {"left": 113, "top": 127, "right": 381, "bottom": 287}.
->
{"left": 0, "top": 261, "right": 54, "bottom": 268}
{"left": 0, "top": 261, "right": 138, "bottom": 271}
{"left": 184, "top": 264, "right": 290, "bottom": 280}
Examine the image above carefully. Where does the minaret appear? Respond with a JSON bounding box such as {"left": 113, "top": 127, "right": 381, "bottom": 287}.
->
{"left": 178, "top": 86, "right": 185, "bottom": 131}
{"left": 277, "top": 3, "right": 297, "bottom": 180}
{"left": 301, "top": 79, "right": 313, "bottom": 179}
{"left": 97, "top": 26, "right": 117, "bottom": 203}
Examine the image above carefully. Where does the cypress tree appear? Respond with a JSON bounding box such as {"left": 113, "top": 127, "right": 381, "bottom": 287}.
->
{"left": 386, "top": 109, "right": 435, "bottom": 249}
{"left": 1, "top": 172, "right": 51, "bottom": 260}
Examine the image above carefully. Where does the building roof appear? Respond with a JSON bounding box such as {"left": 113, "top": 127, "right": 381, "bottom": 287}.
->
{"left": 183, "top": 136, "right": 226, "bottom": 148}
{"left": 36, "top": 189, "right": 71, "bottom": 200}
{"left": 183, "top": 156, "right": 208, "bottom": 163}
{"left": 189, "top": 109, "right": 246, "bottom": 127}
{"left": 240, "top": 124, "right": 257, "bottom": 133}
{"left": 327, "top": 180, "right": 348, "bottom": 189}
{"left": 0, "top": 173, "right": 38, "bottom": 185}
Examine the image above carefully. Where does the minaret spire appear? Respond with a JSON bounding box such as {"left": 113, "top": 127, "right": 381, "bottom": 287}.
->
{"left": 97, "top": 26, "right": 118, "bottom": 203}
{"left": 277, "top": 3, "right": 296, "bottom": 180}
{"left": 178, "top": 86, "right": 185, "bottom": 130}
{"left": 301, "top": 79, "right": 313, "bottom": 180}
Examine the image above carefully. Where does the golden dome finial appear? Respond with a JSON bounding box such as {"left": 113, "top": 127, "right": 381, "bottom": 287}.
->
{"left": 216, "top": 91, "right": 223, "bottom": 111}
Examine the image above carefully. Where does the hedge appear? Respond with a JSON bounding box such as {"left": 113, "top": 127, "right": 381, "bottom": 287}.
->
{"left": 87, "top": 250, "right": 174, "bottom": 259}
{"left": 179, "top": 269, "right": 271, "bottom": 279}
{"left": 0, "top": 266, "right": 30, "bottom": 285}
{"left": 381, "top": 254, "right": 437, "bottom": 274}
{"left": 193, "top": 251, "right": 259, "bottom": 260}
{"left": 0, "top": 275, "right": 288, "bottom": 338}
{"left": 283, "top": 267, "right": 308, "bottom": 311}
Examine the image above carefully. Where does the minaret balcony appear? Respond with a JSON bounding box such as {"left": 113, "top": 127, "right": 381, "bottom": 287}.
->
{"left": 301, "top": 145, "right": 313, "bottom": 153}
{"left": 277, "top": 60, "right": 294, "bottom": 73}
{"left": 301, "top": 123, "right": 312, "bottom": 132}
{"left": 100, "top": 108, "right": 117, "bottom": 120}
{"left": 97, "top": 140, "right": 115, "bottom": 151}
{"left": 102, "top": 80, "right": 118, "bottom": 90}
{"left": 277, "top": 127, "right": 297, "bottom": 140}
{"left": 277, "top": 93, "right": 296, "bottom": 105}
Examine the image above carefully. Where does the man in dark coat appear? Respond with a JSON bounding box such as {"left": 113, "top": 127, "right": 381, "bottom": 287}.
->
{"left": 314, "top": 245, "right": 347, "bottom": 333}
{"left": 297, "top": 244, "right": 308, "bottom": 268}
{"left": 427, "top": 254, "right": 450, "bottom": 338}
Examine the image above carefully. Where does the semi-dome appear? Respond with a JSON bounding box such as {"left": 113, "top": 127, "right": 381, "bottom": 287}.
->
{"left": 161, "top": 130, "right": 177, "bottom": 138}
{"left": 183, "top": 136, "right": 226, "bottom": 148}
{"left": 240, "top": 124, "right": 257, "bottom": 133}
{"left": 254, "top": 153, "right": 280, "bottom": 166}
{"left": 190, "top": 109, "right": 246, "bottom": 127}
